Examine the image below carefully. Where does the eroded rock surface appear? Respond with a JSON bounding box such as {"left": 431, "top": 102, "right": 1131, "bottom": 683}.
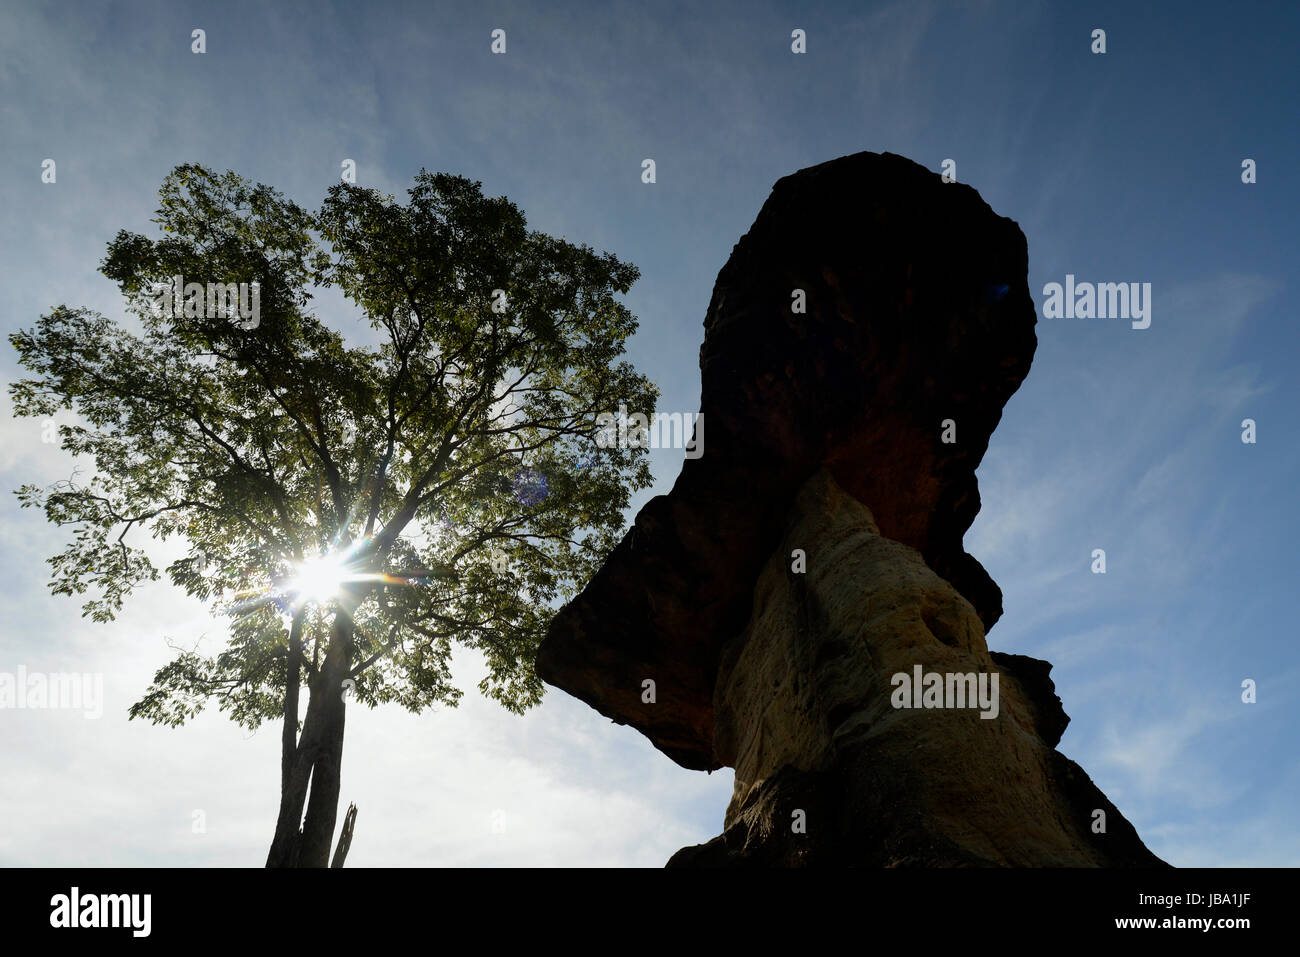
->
{"left": 537, "top": 151, "right": 1036, "bottom": 770}
{"left": 535, "top": 151, "right": 1165, "bottom": 867}
{"left": 670, "top": 471, "right": 1162, "bottom": 866}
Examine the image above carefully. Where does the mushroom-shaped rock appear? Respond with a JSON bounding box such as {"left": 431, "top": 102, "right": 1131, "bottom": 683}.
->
{"left": 538, "top": 151, "right": 1034, "bottom": 769}
{"left": 535, "top": 151, "right": 1165, "bottom": 867}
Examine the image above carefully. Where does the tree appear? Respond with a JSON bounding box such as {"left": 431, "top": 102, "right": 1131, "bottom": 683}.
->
{"left": 9, "top": 164, "right": 658, "bottom": 866}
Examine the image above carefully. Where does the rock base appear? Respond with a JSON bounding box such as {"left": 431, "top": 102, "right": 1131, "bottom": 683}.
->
{"left": 669, "top": 471, "right": 1166, "bottom": 868}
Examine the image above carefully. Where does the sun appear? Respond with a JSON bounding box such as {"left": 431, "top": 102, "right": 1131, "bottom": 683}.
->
{"left": 287, "top": 553, "right": 353, "bottom": 605}
{"left": 259, "top": 541, "right": 419, "bottom": 616}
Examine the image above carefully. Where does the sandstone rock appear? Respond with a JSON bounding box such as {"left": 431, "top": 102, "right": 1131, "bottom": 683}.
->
{"left": 535, "top": 151, "right": 1165, "bottom": 866}
{"left": 669, "top": 470, "right": 1163, "bottom": 866}
{"left": 537, "top": 151, "right": 1035, "bottom": 771}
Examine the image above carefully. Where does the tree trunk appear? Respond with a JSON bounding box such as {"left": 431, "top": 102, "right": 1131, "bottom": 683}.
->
{"left": 266, "top": 609, "right": 312, "bottom": 867}
{"left": 266, "top": 608, "right": 355, "bottom": 867}
{"left": 330, "top": 803, "right": 358, "bottom": 867}
{"left": 281, "top": 610, "right": 304, "bottom": 791}
{"left": 297, "top": 626, "right": 350, "bottom": 867}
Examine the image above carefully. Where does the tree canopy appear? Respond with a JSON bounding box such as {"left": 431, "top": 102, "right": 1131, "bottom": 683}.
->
{"left": 10, "top": 163, "right": 658, "bottom": 734}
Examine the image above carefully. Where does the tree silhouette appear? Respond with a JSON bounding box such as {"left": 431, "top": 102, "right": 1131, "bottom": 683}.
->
{"left": 9, "top": 164, "right": 657, "bottom": 866}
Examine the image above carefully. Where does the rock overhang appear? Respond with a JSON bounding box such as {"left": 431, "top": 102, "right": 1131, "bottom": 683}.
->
{"left": 535, "top": 150, "right": 1038, "bottom": 770}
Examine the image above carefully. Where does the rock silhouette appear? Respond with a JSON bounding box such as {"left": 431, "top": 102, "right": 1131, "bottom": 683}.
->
{"left": 536, "top": 151, "right": 1166, "bottom": 867}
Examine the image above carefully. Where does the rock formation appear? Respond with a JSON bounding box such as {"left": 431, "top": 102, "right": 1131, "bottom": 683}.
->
{"left": 536, "top": 151, "right": 1166, "bottom": 867}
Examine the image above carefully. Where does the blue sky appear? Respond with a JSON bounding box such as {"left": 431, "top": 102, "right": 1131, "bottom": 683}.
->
{"left": 1, "top": 0, "right": 1296, "bottom": 865}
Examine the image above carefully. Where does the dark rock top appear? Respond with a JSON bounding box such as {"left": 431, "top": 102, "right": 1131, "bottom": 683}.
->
{"left": 536, "top": 151, "right": 1038, "bottom": 770}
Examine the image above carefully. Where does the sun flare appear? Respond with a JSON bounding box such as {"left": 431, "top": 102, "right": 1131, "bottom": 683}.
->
{"left": 287, "top": 553, "right": 353, "bottom": 605}
{"left": 237, "top": 541, "right": 425, "bottom": 617}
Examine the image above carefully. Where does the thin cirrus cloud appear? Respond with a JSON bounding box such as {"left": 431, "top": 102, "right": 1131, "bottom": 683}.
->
{"left": 1, "top": 0, "right": 1296, "bottom": 866}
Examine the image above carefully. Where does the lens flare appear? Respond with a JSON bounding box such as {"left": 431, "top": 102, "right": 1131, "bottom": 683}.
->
{"left": 287, "top": 553, "right": 354, "bottom": 605}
